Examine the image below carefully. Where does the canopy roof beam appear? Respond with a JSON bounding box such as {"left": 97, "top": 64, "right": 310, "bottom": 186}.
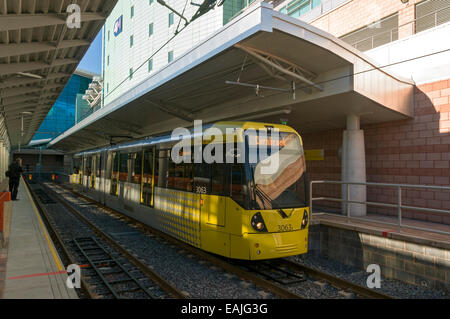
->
{"left": 234, "top": 44, "right": 323, "bottom": 92}
{"left": 145, "top": 99, "right": 194, "bottom": 123}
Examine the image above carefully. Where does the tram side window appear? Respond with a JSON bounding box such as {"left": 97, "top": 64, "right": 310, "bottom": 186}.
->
{"left": 90, "top": 156, "right": 96, "bottom": 189}
{"left": 110, "top": 152, "right": 120, "bottom": 196}
{"left": 142, "top": 149, "right": 154, "bottom": 206}
{"left": 130, "top": 152, "right": 142, "bottom": 184}
{"left": 119, "top": 152, "right": 129, "bottom": 182}
{"left": 194, "top": 163, "right": 210, "bottom": 195}
{"left": 85, "top": 157, "right": 92, "bottom": 176}
{"left": 167, "top": 158, "right": 177, "bottom": 190}
{"left": 230, "top": 164, "right": 247, "bottom": 207}
{"left": 95, "top": 155, "right": 101, "bottom": 178}
{"left": 211, "top": 163, "right": 226, "bottom": 196}
{"left": 156, "top": 150, "right": 169, "bottom": 188}
{"left": 167, "top": 157, "right": 193, "bottom": 192}
{"left": 106, "top": 153, "right": 112, "bottom": 179}
{"left": 73, "top": 158, "right": 81, "bottom": 174}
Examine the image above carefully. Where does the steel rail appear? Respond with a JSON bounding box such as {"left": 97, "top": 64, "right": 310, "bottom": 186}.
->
{"left": 41, "top": 183, "right": 187, "bottom": 299}
{"left": 73, "top": 237, "right": 157, "bottom": 299}
{"left": 56, "top": 183, "right": 304, "bottom": 299}
{"left": 23, "top": 179, "right": 95, "bottom": 299}
{"left": 276, "top": 259, "right": 394, "bottom": 299}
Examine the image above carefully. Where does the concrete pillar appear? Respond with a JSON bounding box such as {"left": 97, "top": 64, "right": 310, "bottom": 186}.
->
{"left": 341, "top": 114, "right": 367, "bottom": 217}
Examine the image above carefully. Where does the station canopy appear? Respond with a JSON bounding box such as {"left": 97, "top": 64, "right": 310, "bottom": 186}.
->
{"left": 0, "top": 0, "right": 117, "bottom": 149}
{"left": 49, "top": 2, "right": 414, "bottom": 153}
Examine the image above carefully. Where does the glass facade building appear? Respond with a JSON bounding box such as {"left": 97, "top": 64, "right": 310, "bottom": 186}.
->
{"left": 32, "top": 72, "right": 92, "bottom": 141}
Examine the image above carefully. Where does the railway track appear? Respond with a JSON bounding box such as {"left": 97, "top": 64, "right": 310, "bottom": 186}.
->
{"left": 25, "top": 180, "right": 185, "bottom": 299}
{"left": 53, "top": 182, "right": 394, "bottom": 299}
{"left": 275, "top": 259, "right": 394, "bottom": 299}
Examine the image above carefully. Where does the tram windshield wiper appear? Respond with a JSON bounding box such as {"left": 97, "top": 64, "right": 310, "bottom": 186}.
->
{"left": 254, "top": 184, "right": 270, "bottom": 210}
{"left": 277, "top": 208, "right": 288, "bottom": 219}
{"left": 254, "top": 185, "right": 290, "bottom": 219}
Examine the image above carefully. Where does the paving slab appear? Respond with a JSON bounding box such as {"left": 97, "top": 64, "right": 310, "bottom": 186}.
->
{"left": 2, "top": 179, "right": 78, "bottom": 299}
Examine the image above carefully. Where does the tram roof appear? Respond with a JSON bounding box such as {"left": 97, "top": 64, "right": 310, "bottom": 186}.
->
{"left": 73, "top": 121, "right": 300, "bottom": 156}
{"left": 49, "top": 2, "right": 414, "bottom": 154}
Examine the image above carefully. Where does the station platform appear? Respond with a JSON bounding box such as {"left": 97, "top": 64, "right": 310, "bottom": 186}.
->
{"left": 0, "top": 178, "right": 78, "bottom": 299}
{"left": 311, "top": 212, "right": 450, "bottom": 247}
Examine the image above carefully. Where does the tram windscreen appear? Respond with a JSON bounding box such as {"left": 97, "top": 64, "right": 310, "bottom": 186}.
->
{"left": 247, "top": 131, "right": 307, "bottom": 210}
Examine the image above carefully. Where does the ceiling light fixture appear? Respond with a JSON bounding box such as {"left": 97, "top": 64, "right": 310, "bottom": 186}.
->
{"left": 16, "top": 72, "right": 43, "bottom": 79}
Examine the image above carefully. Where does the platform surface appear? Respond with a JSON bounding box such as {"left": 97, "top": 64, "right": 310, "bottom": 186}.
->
{"left": 0, "top": 179, "right": 78, "bottom": 299}
{"left": 312, "top": 211, "right": 450, "bottom": 248}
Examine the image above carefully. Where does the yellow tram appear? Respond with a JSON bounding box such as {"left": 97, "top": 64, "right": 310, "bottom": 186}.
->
{"left": 71, "top": 122, "right": 309, "bottom": 260}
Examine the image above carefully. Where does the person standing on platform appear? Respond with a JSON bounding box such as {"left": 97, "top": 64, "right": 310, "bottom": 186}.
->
{"left": 7, "top": 158, "right": 23, "bottom": 201}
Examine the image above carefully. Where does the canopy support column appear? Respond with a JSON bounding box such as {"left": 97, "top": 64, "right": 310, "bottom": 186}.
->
{"left": 341, "top": 114, "right": 367, "bottom": 217}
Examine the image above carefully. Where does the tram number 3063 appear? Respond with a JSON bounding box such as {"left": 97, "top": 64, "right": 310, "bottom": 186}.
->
{"left": 278, "top": 224, "right": 293, "bottom": 232}
{"left": 195, "top": 186, "right": 208, "bottom": 194}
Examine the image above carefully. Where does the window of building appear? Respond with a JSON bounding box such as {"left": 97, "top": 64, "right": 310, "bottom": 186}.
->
{"left": 149, "top": 0, "right": 154, "bottom": 5}
{"left": 129, "top": 68, "right": 133, "bottom": 80}
{"left": 107, "top": 55, "right": 110, "bottom": 66}
{"left": 340, "top": 13, "right": 399, "bottom": 52}
{"left": 108, "top": 30, "right": 110, "bottom": 42}
{"left": 131, "top": 5, "right": 134, "bottom": 18}
{"left": 168, "top": 50, "right": 174, "bottom": 63}
{"left": 107, "top": 83, "right": 109, "bottom": 93}
{"left": 148, "top": 59, "right": 153, "bottom": 72}
{"left": 416, "top": 0, "right": 450, "bottom": 34}
{"left": 285, "top": 0, "right": 320, "bottom": 18}
{"left": 169, "top": 12, "right": 174, "bottom": 26}
{"left": 130, "top": 35, "right": 134, "bottom": 48}
{"left": 149, "top": 23, "right": 154, "bottom": 37}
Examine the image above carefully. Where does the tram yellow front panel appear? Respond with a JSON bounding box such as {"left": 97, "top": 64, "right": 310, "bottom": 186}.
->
{"left": 197, "top": 196, "right": 309, "bottom": 260}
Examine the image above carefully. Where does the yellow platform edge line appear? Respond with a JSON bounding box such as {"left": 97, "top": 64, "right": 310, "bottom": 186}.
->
{"left": 23, "top": 179, "right": 64, "bottom": 271}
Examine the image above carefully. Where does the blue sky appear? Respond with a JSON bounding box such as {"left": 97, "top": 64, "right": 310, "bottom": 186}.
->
{"left": 77, "top": 31, "right": 103, "bottom": 75}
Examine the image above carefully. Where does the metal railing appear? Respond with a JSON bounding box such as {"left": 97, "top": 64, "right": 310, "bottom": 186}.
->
{"left": 348, "top": 5, "right": 450, "bottom": 51}
{"left": 310, "top": 180, "right": 450, "bottom": 236}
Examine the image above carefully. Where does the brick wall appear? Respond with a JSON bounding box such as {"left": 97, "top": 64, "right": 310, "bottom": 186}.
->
{"left": 305, "top": 129, "right": 342, "bottom": 210}
{"left": 304, "top": 78, "right": 450, "bottom": 224}
{"left": 310, "top": 0, "right": 420, "bottom": 38}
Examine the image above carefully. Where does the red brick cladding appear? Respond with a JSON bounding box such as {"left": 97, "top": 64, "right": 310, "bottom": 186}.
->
{"left": 303, "top": 79, "right": 450, "bottom": 224}
{"left": 310, "top": 0, "right": 421, "bottom": 39}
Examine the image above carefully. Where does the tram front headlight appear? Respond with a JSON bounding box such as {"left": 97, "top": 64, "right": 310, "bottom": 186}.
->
{"left": 301, "top": 210, "right": 309, "bottom": 229}
{"left": 251, "top": 212, "right": 267, "bottom": 232}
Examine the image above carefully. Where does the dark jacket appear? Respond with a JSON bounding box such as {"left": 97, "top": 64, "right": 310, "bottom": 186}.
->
{"left": 8, "top": 162, "right": 23, "bottom": 180}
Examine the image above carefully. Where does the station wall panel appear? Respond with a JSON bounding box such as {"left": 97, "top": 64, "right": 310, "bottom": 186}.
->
{"left": 303, "top": 77, "right": 450, "bottom": 224}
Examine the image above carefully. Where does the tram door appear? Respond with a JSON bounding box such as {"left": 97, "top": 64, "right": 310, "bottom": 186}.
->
{"left": 208, "top": 163, "right": 227, "bottom": 227}
{"left": 110, "top": 151, "right": 119, "bottom": 196}
{"left": 141, "top": 148, "right": 155, "bottom": 206}
{"left": 83, "top": 157, "right": 88, "bottom": 188}
{"left": 95, "top": 155, "right": 101, "bottom": 191}
{"left": 90, "top": 156, "right": 96, "bottom": 189}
